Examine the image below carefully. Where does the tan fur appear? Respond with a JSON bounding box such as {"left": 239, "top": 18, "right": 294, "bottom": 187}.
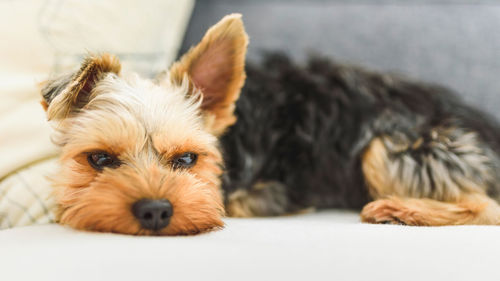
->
{"left": 46, "top": 54, "right": 121, "bottom": 120}
{"left": 226, "top": 181, "right": 298, "bottom": 217}
{"left": 361, "top": 194, "right": 500, "bottom": 226}
{"left": 40, "top": 14, "right": 248, "bottom": 235}
{"left": 40, "top": 100, "right": 49, "bottom": 111}
{"left": 362, "top": 133, "right": 489, "bottom": 202}
{"left": 226, "top": 189, "right": 256, "bottom": 217}
{"left": 362, "top": 138, "right": 392, "bottom": 199}
{"left": 361, "top": 135, "right": 500, "bottom": 226}
{"left": 167, "top": 13, "right": 249, "bottom": 136}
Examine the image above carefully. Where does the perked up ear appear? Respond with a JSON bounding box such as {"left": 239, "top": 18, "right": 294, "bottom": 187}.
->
{"left": 168, "top": 13, "right": 249, "bottom": 135}
{"left": 40, "top": 54, "right": 121, "bottom": 120}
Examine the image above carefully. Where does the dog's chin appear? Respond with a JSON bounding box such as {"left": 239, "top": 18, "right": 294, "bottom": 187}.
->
{"left": 59, "top": 212, "right": 224, "bottom": 236}
{"left": 140, "top": 223, "right": 223, "bottom": 236}
{"left": 103, "top": 223, "right": 223, "bottom": 236}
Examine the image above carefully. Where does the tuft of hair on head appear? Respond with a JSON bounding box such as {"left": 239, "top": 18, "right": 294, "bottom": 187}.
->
{"left": 40, "top": 53, "right": 121, "bottom": 120}
{"left": 167, "top": 13, "right": 249, "bottom": 136}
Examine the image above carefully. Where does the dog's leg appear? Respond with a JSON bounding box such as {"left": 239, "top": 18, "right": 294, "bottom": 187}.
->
{"left": 361, "top": 194, "right": 500, "bottom": 225}
{"left": 361, "top": 129, "right": 500, "bottom": 225}
{"left": 225, "top": 181, "right": 305, "bottom": 217}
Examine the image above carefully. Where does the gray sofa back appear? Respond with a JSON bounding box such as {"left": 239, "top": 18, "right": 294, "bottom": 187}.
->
{"left": 181, "top": 0, "right": 500, "bottom": 119}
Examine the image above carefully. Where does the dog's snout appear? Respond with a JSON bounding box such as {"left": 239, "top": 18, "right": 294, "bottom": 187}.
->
{"left": 132, "top": 199, "right": 173, "bottom": 231}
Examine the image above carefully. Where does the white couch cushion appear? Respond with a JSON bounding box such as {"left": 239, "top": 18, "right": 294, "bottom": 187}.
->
{"left": 1, "top": 211, "right": 499, "bottom": 281}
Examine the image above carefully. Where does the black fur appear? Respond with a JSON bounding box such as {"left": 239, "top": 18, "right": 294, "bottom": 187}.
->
{"left": 220, "top": 53, "right": 500, "bottom": 215}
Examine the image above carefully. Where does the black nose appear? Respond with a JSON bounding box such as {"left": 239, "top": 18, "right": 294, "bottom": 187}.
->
{"left": 132, "top": 199, "right": 173, "bottom": 231}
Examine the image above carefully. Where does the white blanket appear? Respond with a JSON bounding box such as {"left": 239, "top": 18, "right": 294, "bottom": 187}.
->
{"left": 1, "top": 211, "right": 498, "bottom": 281}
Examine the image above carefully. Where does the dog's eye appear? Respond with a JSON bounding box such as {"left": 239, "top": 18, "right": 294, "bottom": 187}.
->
{"left": 87, "top": 152, "right": 120, "bottom": 170}
{"left": 172, "top": 152, "right": 198, "bottom": 169}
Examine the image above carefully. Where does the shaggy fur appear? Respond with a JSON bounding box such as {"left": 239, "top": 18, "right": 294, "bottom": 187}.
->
{"left": 222, "top": 53, "right": 500, "bottom": 225}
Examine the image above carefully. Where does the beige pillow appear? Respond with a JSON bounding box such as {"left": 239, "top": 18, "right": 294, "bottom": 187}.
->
{"left": 0, "top": 0, "right": 194, "bottom": 228}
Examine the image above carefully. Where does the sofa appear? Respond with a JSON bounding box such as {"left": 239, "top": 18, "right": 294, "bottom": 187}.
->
{"left": 2, "top": 1, "right": 500, "bottom": 280}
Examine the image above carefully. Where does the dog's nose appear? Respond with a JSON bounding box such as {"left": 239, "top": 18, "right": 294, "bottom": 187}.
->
{"left": 132, "top": 199, "right": 173, "bottom": 231}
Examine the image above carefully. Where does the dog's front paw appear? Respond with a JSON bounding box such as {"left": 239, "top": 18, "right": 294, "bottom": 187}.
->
{"left": 226, "top": 181, "right": 291, "bottom": 217}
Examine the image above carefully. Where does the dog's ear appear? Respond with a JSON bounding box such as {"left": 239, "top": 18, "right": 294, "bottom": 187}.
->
{"left": 168, "top": 13, "right": 249, "bottom": 135}
{"left": 40, "top": 54, "right": 121, "bottom": 120}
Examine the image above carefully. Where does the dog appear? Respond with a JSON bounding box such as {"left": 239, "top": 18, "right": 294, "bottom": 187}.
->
{"left": 223, "top": 52, "right": 500, "bottom": 226}
{"left": 39, "top": 14, "right": 500, "bottom": 235}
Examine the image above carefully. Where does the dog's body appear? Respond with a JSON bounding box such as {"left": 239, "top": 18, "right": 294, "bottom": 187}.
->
{"left": 222, "top": 53, "right": 500, "bottom": 225}
{"left": 39, "top": 14, "right": 500, "bottom": 235}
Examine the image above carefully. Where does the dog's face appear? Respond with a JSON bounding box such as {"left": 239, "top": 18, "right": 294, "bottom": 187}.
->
{"left": 40, "top": 14, "right": 248, "bottom": 235}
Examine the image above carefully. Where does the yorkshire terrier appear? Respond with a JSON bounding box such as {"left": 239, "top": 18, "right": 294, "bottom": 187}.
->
{"left": 40, "top": 14, "right": 500, "bottom": 235}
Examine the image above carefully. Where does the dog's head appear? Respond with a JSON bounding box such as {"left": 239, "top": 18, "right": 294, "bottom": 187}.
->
{"left": 40, "top": 14, "right": 248, "bottom": 235}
